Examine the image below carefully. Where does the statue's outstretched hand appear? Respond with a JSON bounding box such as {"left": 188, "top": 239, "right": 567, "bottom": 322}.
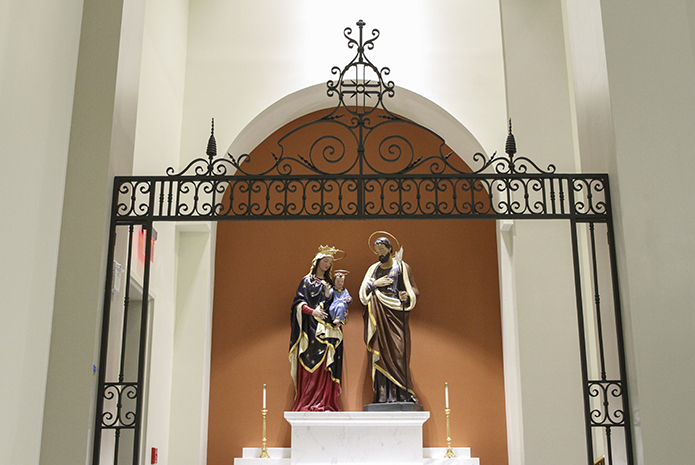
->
{"left": 312, "top": 308, "right": 327, "bottom": 319}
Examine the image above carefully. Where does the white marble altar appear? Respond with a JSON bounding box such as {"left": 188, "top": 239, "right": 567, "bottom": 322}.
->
{"left": 233, "top": 411, "right": 480, "bottom": 465}
{"left": 286, "top": 411, "right": 428, "bottom": 464}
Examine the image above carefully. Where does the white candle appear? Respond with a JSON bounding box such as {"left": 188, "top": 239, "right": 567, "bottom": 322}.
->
{"left": 263, "top": 384, "right": 267, "bottom": 409}
{"left": 445, "top": 382, "right": 449, "bottom": 408}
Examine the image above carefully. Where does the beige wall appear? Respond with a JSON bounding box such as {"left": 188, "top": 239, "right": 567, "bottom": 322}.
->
{"left": 0, "top": 1, "right": 83, "bottom": 464}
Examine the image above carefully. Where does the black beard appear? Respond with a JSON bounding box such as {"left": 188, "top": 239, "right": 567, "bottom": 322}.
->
{"left": 378, "top": 253, "right": 390, "bottom": 263}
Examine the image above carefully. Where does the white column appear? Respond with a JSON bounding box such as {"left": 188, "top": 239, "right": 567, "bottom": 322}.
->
{"left": 168, "top": 225, "right": 216, "bottom": 465}
{"left": 39, "top": 0, "right": 146, "bottom": 463}
{"left": 499, "top": 0, "right": 588, "bottom": 463}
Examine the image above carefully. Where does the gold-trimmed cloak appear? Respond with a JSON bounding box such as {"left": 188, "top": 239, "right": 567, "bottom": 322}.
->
{"left": 359, "top": 260, "right": 418, "bottom": 403}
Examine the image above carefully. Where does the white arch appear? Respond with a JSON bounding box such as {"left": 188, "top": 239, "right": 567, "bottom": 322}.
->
{"left": 226, "top": 83, "right": 489, "bottom": 166}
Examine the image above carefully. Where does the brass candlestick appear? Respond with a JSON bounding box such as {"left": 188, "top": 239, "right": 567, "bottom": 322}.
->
{"left": 259, "top": 407, "right": 270, "bottom": 458}
{"left": 445, "top": 407, "right": 456, "bottom": 458}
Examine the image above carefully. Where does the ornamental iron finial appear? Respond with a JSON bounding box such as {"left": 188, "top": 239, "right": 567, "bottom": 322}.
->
{"left": 505, "top": 119, "right": 516, "bottom": 156}
{"left": 166, "top": 117, "right": 235, "bottom": 176}
{"left": 472, "top": 118, "right": 556, "bottom": 175}
{"left": 206, "top": 118, "right": 217, "bottom": 160}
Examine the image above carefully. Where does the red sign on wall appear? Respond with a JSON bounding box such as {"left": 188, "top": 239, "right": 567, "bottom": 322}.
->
{"left": 138, "top": 226, "right": 157, "bottom": 263}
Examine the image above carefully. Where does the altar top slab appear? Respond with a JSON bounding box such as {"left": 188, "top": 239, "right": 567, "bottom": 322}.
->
{"left": 284, "top": 411, "right": 430, "bottom": 427}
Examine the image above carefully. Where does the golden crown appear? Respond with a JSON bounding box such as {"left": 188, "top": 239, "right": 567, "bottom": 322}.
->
{"left": 317, "top": 245, "right": 345, "bottom": 260}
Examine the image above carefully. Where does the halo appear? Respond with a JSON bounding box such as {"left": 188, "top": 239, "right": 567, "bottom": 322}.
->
{"left": 368, "top": 231, "right": 400, "bottom": 255}
{"left": 333, "top": 269, "right": 350, "bottom": 276}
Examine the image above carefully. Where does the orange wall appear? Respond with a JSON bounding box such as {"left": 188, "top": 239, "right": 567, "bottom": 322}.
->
{"left": 208, "top": 218, "right": 508, "bottom": 464}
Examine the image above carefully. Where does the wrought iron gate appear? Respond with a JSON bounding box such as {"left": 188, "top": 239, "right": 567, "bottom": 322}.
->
{"left": 93, "top": 20, "right": 634, "bottom": 465}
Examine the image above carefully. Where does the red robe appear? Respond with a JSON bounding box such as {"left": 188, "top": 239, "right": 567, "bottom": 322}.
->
{"left": 289, "top": 275, "right": 343, "bottom": 411}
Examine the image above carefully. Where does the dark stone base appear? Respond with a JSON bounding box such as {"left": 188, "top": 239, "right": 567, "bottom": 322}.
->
{"left": 363, "top": 402, "right": 424, "bottom": 412}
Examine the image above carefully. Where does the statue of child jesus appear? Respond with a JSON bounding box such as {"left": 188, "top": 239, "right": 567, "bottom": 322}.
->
{"left": 326, "top": 270, "right": 351, "bottom": 326}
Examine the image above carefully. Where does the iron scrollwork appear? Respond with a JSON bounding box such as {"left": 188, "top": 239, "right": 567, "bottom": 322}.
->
{"left": 100, "top": 383, "right": 138, "bottom": 429}
{"left": 573, "top": 178, "right": 608, "bottom": 216}
{"left": 114, "top": 173, "right": 608, "bottom": 220}
{"left": 165, "top": 119, "right": 237, "bottom": 177}
{"left": 116, "top": 19, "right": 602, "bottom": 223}
{"left": 588, "top": 380, "right": 625, "bottom": 427}
{"left": 471, "top": 121, "right": 556, "bottom": 175}
{"left": 163, "top": 20, "right": 561, "bottom": 180}
{"left": 116, "top": 121, "right": 607, "bottom": 221}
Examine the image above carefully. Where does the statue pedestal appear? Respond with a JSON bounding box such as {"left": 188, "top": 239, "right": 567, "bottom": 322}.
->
{"left": 233, "top": 411, "right": 480, "bottom": 465}
{"left": 363, "top": 401, "right": 424, "bottom": 411}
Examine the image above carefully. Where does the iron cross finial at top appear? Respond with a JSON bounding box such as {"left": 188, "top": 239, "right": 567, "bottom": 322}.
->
{"left": 328, "top": 20, "right": 394, "bottom": 116}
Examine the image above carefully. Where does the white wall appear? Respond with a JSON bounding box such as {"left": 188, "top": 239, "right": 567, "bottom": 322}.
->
{"left": 168, "top": 226, "right": 215, "bottom": 465}
{"left": 38, "top": 0, "right": 147, "bottom": 462}
{"left": 180, "top": 0, "right": 508, "bottom": 171}
{"left": 598, "top": 2, "right": 695, "bottom": 463}
{"left": 564, "top": 1, "right": 624, "bottom": 461}
{"left": 133, "top": 0, "right": 191, "bottom": 462}
{"left": 133, "top": 0, "right": 189, "bottom": 176}
{"left": 560, "top": 1, "right": 695, "bottom": 463}
{"left": 564, "top": 0, "right": 615, "bottom": 175}
{"left": 499, "top": 0, "right": 591, "bottom": 463}
{"left": 0, "top": 1, "right": 83, "bottom": 464}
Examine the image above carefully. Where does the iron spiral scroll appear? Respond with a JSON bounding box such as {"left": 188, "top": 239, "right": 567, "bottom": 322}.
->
{"left": 116, "top": 20, "right": 606, "bottom": 221}
{"left": 162, "top": 21, "right": 558, "bottom": 180}
{"left": 588, "top": 381, "right": 625, "bottom": 427}
{"left": 113, "top": 171, "right": 609, "bottom": 221}
{"left": 100, "top": 383, "right": 138, "bottom": 429}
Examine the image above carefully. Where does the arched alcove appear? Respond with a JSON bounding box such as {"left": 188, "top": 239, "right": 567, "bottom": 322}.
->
{"left": 209, "top": 104, "right": 508, "bottom": 465}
